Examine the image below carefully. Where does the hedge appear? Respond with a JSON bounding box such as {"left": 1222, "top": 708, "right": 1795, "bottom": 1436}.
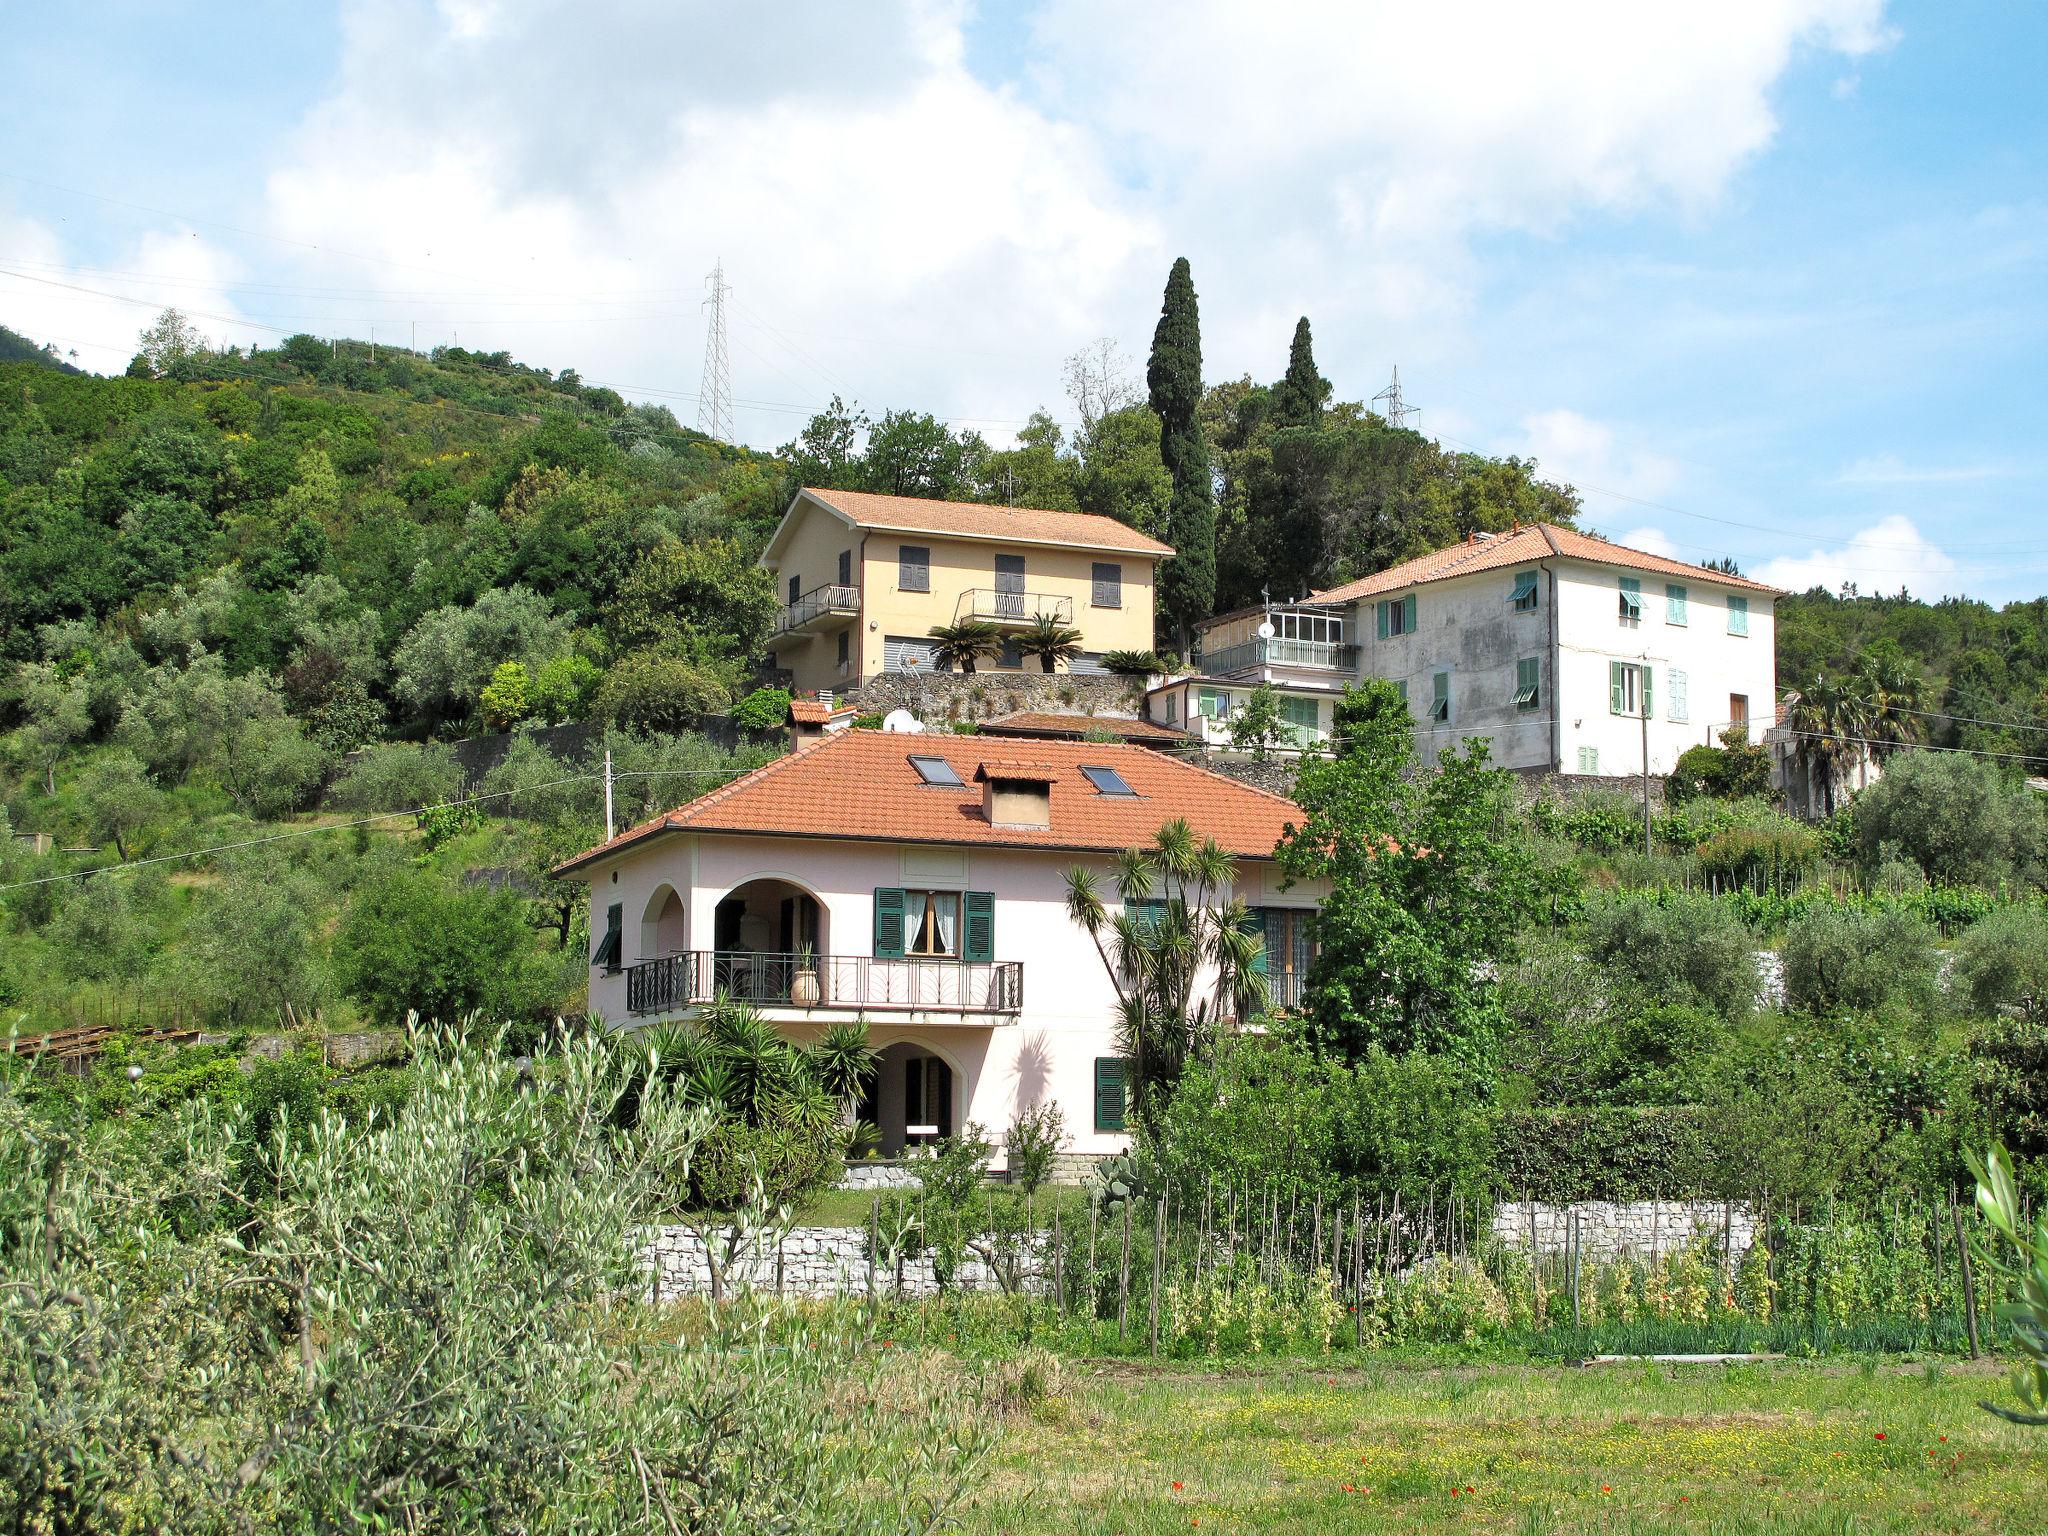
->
{"left": 1494, "top": 1106, "right": 1718, "bottom": 1201}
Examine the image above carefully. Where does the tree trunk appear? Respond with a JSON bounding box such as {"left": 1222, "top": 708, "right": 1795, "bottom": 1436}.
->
{"left": 1040, "top": 655, "right": 1056, "bottom": 674}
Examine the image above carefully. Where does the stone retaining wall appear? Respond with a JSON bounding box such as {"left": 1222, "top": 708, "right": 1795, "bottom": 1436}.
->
{"left": 840, "top": 672, "right": 1147, "bottom": 726}
{"left": 1490, "top": 1199, "right": 1757, "bottom": 1263}
{"left": 645, "top": 1225, "right": 1046, "bottom": 1299}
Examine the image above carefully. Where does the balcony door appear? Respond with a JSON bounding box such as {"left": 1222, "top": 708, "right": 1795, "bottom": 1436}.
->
{"left": 994, "top": 554, "right": 1026, "bottom": 620}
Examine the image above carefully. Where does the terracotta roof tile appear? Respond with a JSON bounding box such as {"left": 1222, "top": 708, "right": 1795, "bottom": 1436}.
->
{"left": 972, "top": 758, "right": 1060, "bottom": 781}
{"left": 1311, "top": 523, "right": 1781, "bottom": 604}
{"left": 789, "top": 700, "right": 832, "bottom": 724}
{"left": 801, "top": 487, "right": 1173, "bottom": 557}
{"left": 979, "top": 711, "right": 1189, "bottom": 744}
{"left": 552, "top": 730, "right": 1300, "bottom": 875}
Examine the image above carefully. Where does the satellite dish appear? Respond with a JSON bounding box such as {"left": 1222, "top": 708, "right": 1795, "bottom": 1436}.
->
{"left": 1256, "top": 620, "right": 1276, "bottom": 640}
{"left": 881, "top": 709, "right": 925, "bottom": 734}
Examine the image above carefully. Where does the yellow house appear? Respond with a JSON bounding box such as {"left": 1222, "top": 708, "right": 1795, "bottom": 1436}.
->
{"left": 759, "top": 488, "right": 1172, "bottom": 694}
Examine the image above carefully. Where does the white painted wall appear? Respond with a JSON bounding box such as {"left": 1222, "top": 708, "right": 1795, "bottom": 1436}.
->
{"left": 580, "top": 832, "right": 1322, "bottom": 1165}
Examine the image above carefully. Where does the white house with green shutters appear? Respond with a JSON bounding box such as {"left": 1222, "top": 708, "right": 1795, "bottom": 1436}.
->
{"left": 1164, "top": 524, "right": 1781, "bottom": 778}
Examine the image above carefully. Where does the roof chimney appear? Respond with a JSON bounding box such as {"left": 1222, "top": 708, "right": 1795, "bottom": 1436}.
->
{"left": 974, "top": 760, "right": 1055, "bottom": 830}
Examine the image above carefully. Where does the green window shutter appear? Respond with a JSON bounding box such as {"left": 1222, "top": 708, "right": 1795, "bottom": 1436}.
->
{"left": 1727, "top": 595, "right": 1749, "bottom": 636}
{"left": 963, "top": 890, "right": 995, "bottom": 961}
{"left": 1577, "top": 745, "right": 1599, "bottom": 774}
{"left": 873, "top": 887, "right": 906, "bottom": 958}
{"left": 1241, "top": 908, "right": 1269, "bottom": 974}
{"left": 1514, "top": 656, "right": 1539, "bottom": 709}
{"left": 1609, "top": 660, "right": 1625, "bottom": 715}
{"left": 1669, "top": 668, "right": 1689, "bottom": 722}
{"left": 594, "top": 902, "right": 623, "bottom": 971}
{"left": 1641, "top": 666, "right": 1653, "bottom": 718}
{"left": 1393, "top": 678, "right": 1407, "bottom": 705}
{"left": 1666, "top": 584, "right": 1687, "bottom": 625}
{"left": 1431, "top": 669, "right": 1450, "bottom": 722}
{"left": 1619, "top": 576, "right": 1642, "bottom": 622}
{"left": 1512, "top": 571, "right": 1537, "bottom": 609}
{"left": 1376, "top": 601, "right": 1390, "bottom": 640}
{"left": 1402, "top": 594, "right": 1417, "bottom": 633}
{"left": 1094, "top": 1057, "right": 1129, "bottom": 1133}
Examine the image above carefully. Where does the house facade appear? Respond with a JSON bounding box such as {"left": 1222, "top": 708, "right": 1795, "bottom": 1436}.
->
{"left": 1162, "top": 524, "right": 1781, "bottom": 777}
{"left": 759, "top": 488, "right": 1173, "bottom": 695}
{"left": 554, "top": 730, "right": 1311, "bottom": 1168}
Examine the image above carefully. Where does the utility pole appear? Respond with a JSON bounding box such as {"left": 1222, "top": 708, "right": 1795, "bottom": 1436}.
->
{"left": 1640, "top": 649, "right": 1652, "bottom": 855}
{"left": 697, "top": 258, "right": 734, "bottom": 443}
{"left": 1373, "top": 365, "right": 1419, "bottom": 430}
{"left": 603, "top": 748, "right": 615, "bottom": 841}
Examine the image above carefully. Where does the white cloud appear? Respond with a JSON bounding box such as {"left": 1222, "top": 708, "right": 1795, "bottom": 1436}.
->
{"left": 1619, "top": 525, "right": 1682, "bottom": 560}
{"left": 1753, "top": 514, "right": 1963, "bottom": 597}
{"left": 210, "top": 0, "right": 1892, "bottom": 446}
{"left": 1830, "top": 452, "right": 2007, "bottom": 485}
{"left": 1517, "top": 408, "right": 1682, "bottom": 506}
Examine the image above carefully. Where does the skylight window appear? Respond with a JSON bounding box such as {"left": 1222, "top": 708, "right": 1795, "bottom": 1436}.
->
{"left": 1080, "top": 764, "right": 1137, "bottom": 797}
{"left": 909, "top": 754, "right": 964, "bottom": 787}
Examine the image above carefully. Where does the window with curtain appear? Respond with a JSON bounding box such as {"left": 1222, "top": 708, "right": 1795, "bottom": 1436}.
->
{"left": 1609, "top": 660, "right": 1652, "bottom": 718}
{"left": 907, "top": 889, "right": 960, "bottom": 956}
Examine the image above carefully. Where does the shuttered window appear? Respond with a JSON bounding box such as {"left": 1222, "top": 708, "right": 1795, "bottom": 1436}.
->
{"left": 837, "top": 549, "right": 853, "bottom": 586}
{"left": 1375, "top": 594, "right": 1417, "bottom": 638}
{"left": 1608, "top": 660, "right": 1652, "bottom": 717}
{"left": 1279, "top": 695, "right": 1319, "bottom": 742}
{"left": 873, "top": 887, "right": 992, "bottom": 959}
{"left": 1430, "top": 670, "right": 1451, "bottom": 723}
{"left": 788, "top": 574, "right": 802, "bottom": 605}
{"left": 1091, "top": 562, "right": 1123, "bottom": 608}
{"left": 1512, "top": 571, "right": 1538, "bottom": 611}
{"left": 1669, "top": 668, "right": 1689, "bottom": 723}
{"left": 1726, "top": 595, "right": 1749, "bottom": 636}
{"left": 1618, "top": 577, "right": 1642, "bottom": 626}
{"left": 1514, "top": 656, "right": 1540, "bottom": 710}
{"left": 1094, "top": 1057, "right": 1129, "bottom": 1133}
{"left": 872, "top": 887, "right": 906, "bottom": 958}
{"left": 1577, "top": 745, "right": 1600, "bottom": 774}
{"left": 898, "top": 544, "right": 930, "bottom": 593}
{"left": 594, "top": 902, "right": 623, "bottom": 972}
{"left": 1666, "top": 584, "right": 1688, "bottom": 625}
{"left": 963, "top": 891, "right": 995, "bottom": 961}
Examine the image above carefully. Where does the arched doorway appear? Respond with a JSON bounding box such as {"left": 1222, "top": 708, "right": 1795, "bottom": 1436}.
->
{"left": 862, "top": 1041, "right": 956, "bottom": 1154}
{"left": 640, "top": 884, "right": 686, "bottom": 959}
{"left": 711, "top": 877, "right": 825, "bottom": 1003}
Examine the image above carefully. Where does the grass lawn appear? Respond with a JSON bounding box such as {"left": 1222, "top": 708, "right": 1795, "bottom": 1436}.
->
{"left": 960, "top": 1358, "right": 2046, "bottom": 1534}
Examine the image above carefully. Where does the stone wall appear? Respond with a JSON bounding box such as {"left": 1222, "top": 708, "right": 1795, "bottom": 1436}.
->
{"left": 1491, "top": 1199, "right": 1757, "bottom": 1264}
{"left": 645, "top": 1225, "right": 1047, "bottom": 1299}
{"left": 837, "top": 671, "right": 1148, "bottom": 726}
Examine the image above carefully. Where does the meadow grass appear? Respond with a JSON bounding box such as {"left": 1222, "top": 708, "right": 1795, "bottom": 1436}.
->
{"left": 957, "top": 1358, "right": 2046, "bottom": 1534}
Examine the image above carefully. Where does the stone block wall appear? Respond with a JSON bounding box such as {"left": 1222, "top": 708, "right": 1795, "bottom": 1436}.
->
{"left": 1491, "top": 1199, "right": 1756, "bottom": 1264}
{"left": 837, "top": 672, "right": 1148, "bottom": 726}
{"left": 645, "top": 1225, "right": 1047, "bottom": 1299}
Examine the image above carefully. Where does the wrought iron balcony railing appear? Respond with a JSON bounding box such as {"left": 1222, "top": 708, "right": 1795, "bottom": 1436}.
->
{"left": 952, "top": 588, "right": 1075, "bottom": 627}
{"left": 625, "top": 951, "right": 1023, "bottom": 1017}
{"left": 775, "top": 583, "right": 860, "bottom": 636}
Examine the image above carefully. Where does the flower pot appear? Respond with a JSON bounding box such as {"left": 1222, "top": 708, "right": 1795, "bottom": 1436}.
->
{"left": 789, "top": 968, "right": 820, "bottom": 1006}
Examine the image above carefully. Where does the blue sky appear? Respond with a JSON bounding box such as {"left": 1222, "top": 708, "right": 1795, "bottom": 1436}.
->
{"left": 3, "top": 0, "right": 2043, "bottom": 601}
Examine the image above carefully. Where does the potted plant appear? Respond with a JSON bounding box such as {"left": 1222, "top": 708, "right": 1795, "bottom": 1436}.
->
{"left": 789, "top": 940, "right": 821, "bottom": 1006}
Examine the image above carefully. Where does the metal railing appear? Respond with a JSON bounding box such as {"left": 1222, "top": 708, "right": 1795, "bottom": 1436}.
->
{"left": 1265, "top": 971, "right": 1308, "bottom": 1012}
{"left": 1195, "top": 637, "right": 1359, "bottom": 676}
{"left": 953, "top": 588, "right": 1074, "bottom": 626}
{"left": 625, "top": 951, "right": 1023, "bottom": 1016}
{"left": 775, "top": 583, "right": 859, "bottom": 635}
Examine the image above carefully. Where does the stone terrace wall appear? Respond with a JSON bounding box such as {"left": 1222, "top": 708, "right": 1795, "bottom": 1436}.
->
{"left": 645, "top": 1225, "right": 1047, "bottom": 1300}
{"left": 838, "top": 672, "right": 1148, "bottom": 727}
{"left": 1491, "top": 1199, "right": 1757, "bottom": 1264}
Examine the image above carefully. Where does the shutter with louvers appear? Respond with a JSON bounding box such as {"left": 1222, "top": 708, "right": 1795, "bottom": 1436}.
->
{"left": 1610, "top": 660, "right": 1626, "bottom": 715}
{"left": 1512, "top": 571, "right": 1537, "bottom": 609}
{"left": 1666, "top": 584, "right": 1687, "bottom": 625}
{"left": 1091, "top": 562, "right": 1122, "bottom": 607}
{"left": 1376, "top": 601, "right": 1390, "bottom": 639}
{"left": 594, "top": 903, "right": 623, "bottom": 971}
{"left": 1431, "top": 670, "right": 1450, "bottom": 721}
{"left": 1727, "top": 595, "right": 1749, "bottom": 636}
{"left": 1402, "top": 594, "right": 1417, "bottom": 632}
{"left": 1641, "top": 666, "right": 1653, "bottom": 718}
{"left": 1619, "top": 577, "right": 1642, "bottom": 622}
{"left": 1670, "top": 668, "right": 1689, "bottom": 722}
{"left": 873, "top": 888, "right": 906, "bottom": 958}
{"left": 1094, "top": 1057, "right": 1128, "bottom": 1133}
{"left": 963, "top": 891, "right": 995, "bottom": 961}
{"left": 1243, "top": 908, "right": 1269, "bottom": 974}
{"left": 1515, "top": 655, "right": 1539, "bottom": 708}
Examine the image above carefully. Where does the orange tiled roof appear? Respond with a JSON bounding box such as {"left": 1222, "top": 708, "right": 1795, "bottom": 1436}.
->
{"left": 1310, "top": 523, "right": 1782, "bottom": 604}
{"left": 980, "top": 711, "right": 1189, "bottom": 745}
{"left": 789, "top": 700, "right": 833, "bottom": 724}
{"left": 973, "top": 758, "right": 1059, "bottom": 781}
{"left": 800, "top": 487, "right": 1173, "bottom": 557}
{"left": 551, "top": 730, "right": 1300, "bottom": 875}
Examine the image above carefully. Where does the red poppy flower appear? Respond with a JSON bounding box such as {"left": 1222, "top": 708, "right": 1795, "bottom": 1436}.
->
{"left": 1874, "top": 1432, "right": 1886, "bottom": 1441}
{"left": 1601, "top": 1486, "right": 1611, "bottom": 1494}
{"left": 1464, "top": 1486, "right": 1474, "bottom": 1494}
{"left": 1342, "top": 1484, "right": 1354, "bottom": 1494}
{"left": 1939, "top": 1436, "right": 1948, "bottom": 1443}
{"left": 1172, "top": 1482, "right": 1183, "bottom": 1492}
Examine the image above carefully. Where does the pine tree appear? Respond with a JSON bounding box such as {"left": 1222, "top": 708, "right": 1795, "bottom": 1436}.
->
{"left": 1270, "top": 316, "right": 1332, "bottom": 427}
{"left": 1147, "top": 258, "right": 1217, "bottom": 650}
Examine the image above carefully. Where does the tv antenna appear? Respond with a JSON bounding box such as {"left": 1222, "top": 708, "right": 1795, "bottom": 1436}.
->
{"left": 697, "top": 258, "right": 735, "bottom": 443}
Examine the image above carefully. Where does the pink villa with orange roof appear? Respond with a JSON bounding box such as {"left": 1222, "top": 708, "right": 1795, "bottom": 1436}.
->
{"left": 554, "top": 731, "right": 1323, "bottom": 1166}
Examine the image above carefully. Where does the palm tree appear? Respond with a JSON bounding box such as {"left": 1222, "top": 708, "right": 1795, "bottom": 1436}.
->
{"left": 1855, "top": 650, "right": 1925, "bottom": 766}
{"left": 926, "top": 619, "right": 1003, "bottom": 674}
{"left": 1785, "top": 672, "right": 1865, "bottom": 816}
{"left": 1016, "top": 613, "right": 1085, "bottom": 674}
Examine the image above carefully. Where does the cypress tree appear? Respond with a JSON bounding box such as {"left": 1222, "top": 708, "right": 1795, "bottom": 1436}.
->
{"left": 1271, "top": 316, "right": 1332, "bottom": 427}
{"left": 1147, "top": 257, "right": 1216, "bottom": 650}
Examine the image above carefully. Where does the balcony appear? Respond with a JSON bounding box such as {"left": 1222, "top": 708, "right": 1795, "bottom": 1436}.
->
{"left": 1196, "top": 636, "right": 1358, "bottom": 677}
{"left": 775, "top": 583, "right": 859, "bottom": 637}
{"left": 953, "top": 588, "right": 1075, "bottom": 628}
{"left": 625, "top": 951, "right": 1024, "bottom": 1018}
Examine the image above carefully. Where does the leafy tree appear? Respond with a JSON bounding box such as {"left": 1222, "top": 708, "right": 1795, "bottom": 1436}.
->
{"left": 730, "top": 686, "right": 793, "bottom": 732}
{"left": 1781, "top": 904, "right": 1941, "bottom": 1016}
{"left": 527, "top": 652, "right": 603, "bottom": 722}
{"left": 779, "top": 394, "right": 869, "bottom": 487}
{"left": 593, "top": 649, "right": 732, "bottom": 733}
{"left": 392, "top": 586, "right": 571, "bottom": 728}
{"left": 329, "top": 742, "right": 465, "bottom": 814}
{"left": 15, "top": 661, "right": 94, "bottom": 793}
{"left": 1667, "top": 726, "right": 1772, "bottom": 801}
{"left": 925, "top": 619, "right": 1003, "bottom": 674}
{"left": 1852, "top": 749, "right": 2044, "bottom": 887}
{"left": 477, "top": 660, "right": 530, "bottom": 731}
{"left": 1268, "top": 316, "right": 1331, "bottom": 428}
{"left": 1072, "top": 403, "right": 1173, "bottom": 545}
{"left": 601, "top": 536, "right": 774, "bottom": 671}
{"left": 1951, "top": 905, "right": 2048, "bottom": 1022}
{"left": 333, "top": 867, "right": 556, "bottom": 1024}
{"left": 1014, "top": 613, "right": 1083, "bottom": 674}
{"left": 175, "top": 863, "right": 330, "bottom": 1026}
{"left": 1227, "top": 682, "right": 1286, "bottom": 760}
{"left": 135, "top": 306, "right": 203, "bottom": 375}
{"left": 1579, "top": 893, "right": 1759, "bottom": 1019}
{"left": 1147, "top": 258, "right": 1216, "bottom": 648}
{"left": 1277, "top": 679, "right": 1555, "bottom": 1068}
{"left": 1063, "top": 819, "right": 1264, "bottom": 1140}
{"left": 859, "top": 410, "right": 988, "bottom": 499}
{"left": 74, "top": 749, "right": 165, "bottom": 861}
{"left": 978, "top": 410, "right": 1079, "bottom": 511}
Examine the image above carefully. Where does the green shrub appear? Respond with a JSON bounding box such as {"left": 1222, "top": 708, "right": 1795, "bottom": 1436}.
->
{"left": 1335, "top": 1048, "right": 1498, "bottom": 1202}
{"left": 1580, "top": 892, "right": 1760, "bottom": 1018}
{"left": 1852, "top": 750, "right": 2045, "bottom": 887}
{"left": 329, "top": 741, "right": 464, "bottom": 813}
{"left": 729, "top": 685, "right": 792, "bottom": 732}
{"left": 332, "top": 868, "right": 556, "bottom": 1024}
{"left": 1151, "top": 1036, "right": 1347, "bottom": 1206}
{"left": 1950, "top": 903, "right": 2048, "bottom": 1021}
{"left": 1493, "top": 1106, "right": 1718, "bottom": 1200}
{"left": 1693, "top": 821, "right": 1821, "bottom": 889}
{"left": 1781, "top": 904, "right": 1940, "bottom": 1016}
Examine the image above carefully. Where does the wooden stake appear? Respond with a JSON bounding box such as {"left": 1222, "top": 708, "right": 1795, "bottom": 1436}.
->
{"left": 1149, "top": 1197, "right": 1165, "bottom": 1356}
{"left": 1953, "top": 1204, "right": 1981, "bottom": 1360}
{"left": 1118, "top": 1199, "right": 1132, "bottom": 1344}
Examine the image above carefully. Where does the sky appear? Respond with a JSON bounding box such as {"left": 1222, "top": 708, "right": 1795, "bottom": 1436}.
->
{"left": 3, "top": 0, "right": 2044, "bottom": 603}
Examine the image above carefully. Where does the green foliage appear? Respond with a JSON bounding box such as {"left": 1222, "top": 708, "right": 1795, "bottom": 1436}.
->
{"left": 1004, "top": 1101, "right": 1067, "bottom": 1196}
{"left": 329, "top": 740, "right": 465, "bottom": 813}
{"left": 1667, "top": 730, "right": 1773, "bottom": 803}
{"left": 475, "top": 659, "right": 530, "bottom": 730}
{"left": 1015, "top": 613, "right": 1084, "bottom": 674}
{"left": 1852, "top": 749, "right": 2046, "bottom": 887}
{"left": 1580, "top": 892, "right": 1760, "bottom": 1019}
{"left": 332, "top": 867, "right": 553, "bottom": 1024}
{"left": 1101, "top": 649, "right": 1164, "bottom": 677}
{"left": 1972, "top": 1143, "right": 2048, "bottom": 1425}
{"left": 1148, "top": 258, "right": 1216, "bottom": 644}
{"left": 730, "top": 685, "right": 792, "bottom": 732}
{"left": 1226, "top": 681, "right": 1286, "bottom": 759}
{"left": 1782, "top": 904, "right": 1942, "bottom": 1016}
{"left": 594, "top": 648, "right": 732, "bottom": 732}
{"left": 1494, "top": 1106, "right": 1719, "bottom": 1200}
{"left": 925, "top": 619, "right": 1003, "bottom": 674}
{"left": 1951, "top": 904, "right": 2048, "bottom": 1022}
{"left": 1280, "top": 679, "right": 1558, "bottom": 1067}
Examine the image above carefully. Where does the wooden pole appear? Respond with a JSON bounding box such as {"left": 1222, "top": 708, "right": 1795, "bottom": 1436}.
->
{"left": 1089, "top": 1201, "right": 1099, "bottom": 1320}
{"left": 867, "top": 1194, "right": 879, "bottom": 1301}
{"left": 1351, "top": 1194, "right": 1364, "bottom": 1349}
{"left": 1953, "top": 1204, "right": 1981, "bottom": 1360}
{"left": 1526, "top": 1191, "right": 1540, "bottom": 1327}
{"left": 1052, "top": 1202, "right": 1065, "bottom": 1315}
{"left": 1149, "top": 1197, "right": 1165, "bottom": 1356}
{"left": 1118, "top": 1199, "right": 1133, "bottom": 1344}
